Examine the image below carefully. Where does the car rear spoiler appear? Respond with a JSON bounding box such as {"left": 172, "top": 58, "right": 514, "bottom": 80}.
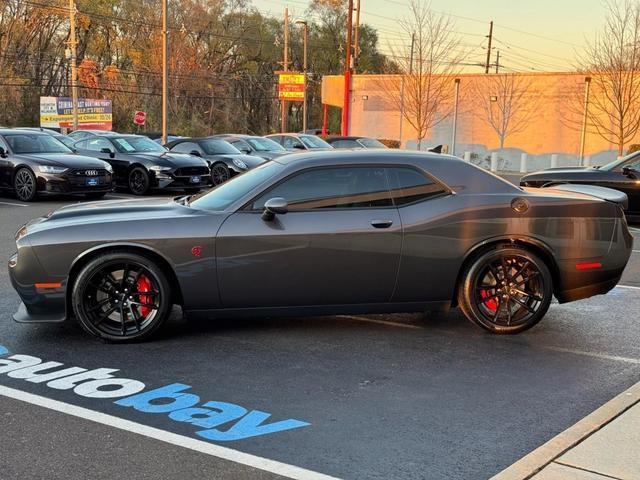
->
{"left": 544, "top": 184, "right": 628, "bottom": 210}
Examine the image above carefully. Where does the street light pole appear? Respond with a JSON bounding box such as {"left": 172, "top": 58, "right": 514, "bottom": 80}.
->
{"left": 296, "top": 20, "right": 308, "bottom": 132}
{"left": 68, "top": 0, "right": 79, "bottom": 131}
{"left": 579, "top": 76, "right": 592, "bottom": 165}
{"left": 451, "top": 78, "right": 460, "bottom": 156}
{"left": 161, "top": 0, "right": 168, "bottom": 145}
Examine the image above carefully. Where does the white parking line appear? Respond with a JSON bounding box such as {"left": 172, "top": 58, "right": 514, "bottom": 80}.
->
{"left": 0, "top": 385, "right": 340, "bottom": 480}
{"left": 0, "top": 201, "right": 28, "bottom": 207}
{"left": 616, "top": 284, "right": 640, "bottom": 291}
{"left": 337, "top": 315, "right": 425, "bottom": 330}
{"left": 541, "top": 346, "right": 640, "bottom": 364}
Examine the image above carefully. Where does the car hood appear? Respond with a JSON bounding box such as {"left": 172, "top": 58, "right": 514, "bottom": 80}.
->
{"left": 17, "top": 153, "right": 109, "bottom": 169}
{"left": 128, "top": 152, "right": 208, "bottom": 168}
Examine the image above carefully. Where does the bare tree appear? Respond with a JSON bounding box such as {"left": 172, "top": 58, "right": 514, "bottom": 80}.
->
{"left": 376, "top": 0, "right": 463, "bottom": 150}
{"left": 579, "top": 0, "right": 640, "bottom": 155}
{"left": 473, "top": 73, "right": 538, "bottom": 149}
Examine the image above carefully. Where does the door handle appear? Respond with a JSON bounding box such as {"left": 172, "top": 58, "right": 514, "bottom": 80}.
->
{"left": 370, "top": 219, "right": 393, "bottom": 228}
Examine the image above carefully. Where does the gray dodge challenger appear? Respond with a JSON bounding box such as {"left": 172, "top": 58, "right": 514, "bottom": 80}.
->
{"left": 9, "top": 150, "right": 633, "bottom": 342}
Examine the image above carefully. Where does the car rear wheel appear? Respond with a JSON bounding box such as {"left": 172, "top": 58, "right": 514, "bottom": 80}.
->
{"left": 211, "top": 162, "right": 230, "bottom": 185}
{"left": 128, "top": 167, "right": 150, "bottom": 195}
{"left": 457, "top": 246, "right": 553, "bottom": 334}
{"left": 14, "top": 168, "right": 37, "bottom": 202}
{"left": 72, "top": 252, "right": 172, "bottom": 342}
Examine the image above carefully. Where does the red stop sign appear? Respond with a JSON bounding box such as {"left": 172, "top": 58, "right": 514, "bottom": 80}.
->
{"left": 133, "top": 111, "right": 146, "bottom": 125}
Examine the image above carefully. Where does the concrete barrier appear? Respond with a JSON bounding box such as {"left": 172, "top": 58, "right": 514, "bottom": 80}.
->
{"left": 490, "top": 152, "right": 498, "bottom": 172}
{"left": 463, "top": 151, "right": 471, "bottom": 163}
{"left": 550, "top": 154, "right": 559, "bottom": 168}
{"left": 520, "top": 153, "right": 527, "bottom": 173}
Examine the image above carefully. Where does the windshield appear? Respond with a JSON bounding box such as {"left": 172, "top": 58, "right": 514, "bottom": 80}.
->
{"left": 299, "top": 135, "right": 332, "bottom": 149}
{"left": 112, "top": 136, "right": 167, "bottom": 153}
{"left": 246, "top": 137, "right": 286, "bottom": 152}
{"left": 4, "top": 134, "right": 72, "bottom": 154}
{"left": 189, "top": 161, "right": 283, "bottom": 210}
{"left": 600, "top": 151, "right": 640, "bottom": 171}
{"left": 358, "top": 138, "right": 386, "bottom": 148}
{"left": 201, "top": 139, "right": 242, "bottom": 155}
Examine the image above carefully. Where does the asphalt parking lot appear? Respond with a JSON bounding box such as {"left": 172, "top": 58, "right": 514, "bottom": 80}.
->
{"left": 1, "top": 191, "right": 639, "bottom": 480}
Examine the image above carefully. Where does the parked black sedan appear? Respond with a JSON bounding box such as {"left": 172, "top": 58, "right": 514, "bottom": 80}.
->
{"left": 8, "top": 150, "right": 632, "bottom": 342}
{"left": 73, "top": 134, "right": 210, "bottom": 195}
{"left": 213, "top": 134, "right": 289, "bottom": 161}
{"left": 520, "top": 152, "right": 640, "bottom": 221}
{"left": 165, "top": 137, "right": 266, "bottom": 185}
{"left": 0, "top": 129, "right": 113, "bottom": 201}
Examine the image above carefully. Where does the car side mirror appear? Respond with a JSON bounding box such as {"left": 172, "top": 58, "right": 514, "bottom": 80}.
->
{"left": 189, "top": 150, "right": 202, "bottom": 157}
{"left": 239, "top": 147, "right": 251, "bottom": 154}
{"left": 293, "top": 144, "right": 306, "bottom": 150}
{"left": 100, "top": 147, "right": 115, "bottom": 158}
{"left": 622, "top": 166, "right": 639, "bottom": 178}
{"left": 262, "top": 197, "right": 288, "bottom": 221}
{"left": 0, "top": 146, "right": 6, "bottom": 158}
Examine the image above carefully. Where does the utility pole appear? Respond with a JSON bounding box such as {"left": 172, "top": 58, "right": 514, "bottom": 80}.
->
{"left": 579, "top": 76, "right": 592, "bottom": 164}
{"left": 161, "top": 0, "right": 168, "bottom": 144}
{"left": 398, "top": 33, "right": 415, "bottom": 145}
{"left": 451, "top": 78, "right": 460, "bottom": 156}
{"left": 281, "top": 7, "right": 289, "bottom": 133}
{"left": 341, "top": 0, "right": 354, "bottom": 136}
{"left": 495, "top": 50, "right": 500, "bottom": 73}
{"left": 296, "top": 20, "right": 308, "bottom": 132}
{"left": 68, "top": 0, "right": 79, "bottom": 131}
{"left": 485, "top": 20, "right": 493, "bottom": 74}
{"left": 353, "top": 0, "right": 361, "bottom": 72}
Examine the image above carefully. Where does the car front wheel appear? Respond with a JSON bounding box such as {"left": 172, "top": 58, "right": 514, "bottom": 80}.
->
{"left": 128, "top": 167, "right": 150, "bottom": 195}
{"left": 72, "top": 252, "right": 172, "bottom": 342}
{"left": 211, "top": 162, "right": 230, "bottom": 185}
{"left": 457, "top": 246, "right": 553, "bottom": 334}
{"left": 14, "top": 168, "right": 37, "bottom": 202}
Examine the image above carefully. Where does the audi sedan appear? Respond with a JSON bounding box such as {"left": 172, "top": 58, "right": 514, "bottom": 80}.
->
{"left": 0, "top": 129, "right": 113, "bottom": 201}
{"left": 9, "top": 150, "right": 632, "bottom": 342}
{"left": 73, "top": 134, "right": 211, "bottom": 195}
{"left": 165, "top": 137, "right": 266, "bottom": 185}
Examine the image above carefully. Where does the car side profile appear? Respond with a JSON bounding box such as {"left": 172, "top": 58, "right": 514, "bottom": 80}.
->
{"left": 324, "top": 136, "right": 388, "bottom": 149}
{"left": 165, "top": 137, "right": 266, "bottom": 185}
{"left": 73, "top": 134, "right": 211, "bottom": 195}
{"left": 266, "top": 133, "right": 333, "bottom": 151}
{"left": 520, "top": 152, "right": 640, "bottom": 221}
{"left": 0, "top": 129, "right": 113, "bottom": 201}
{"left": 9, "top": 150, "right": 632, "bottom": 342}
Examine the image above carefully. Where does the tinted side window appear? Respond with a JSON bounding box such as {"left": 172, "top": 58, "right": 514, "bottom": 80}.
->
{"left": 251, "top": 167, "right": 392, "bottom": 210}
{"left": 387, "top": 167, "right": 447, "bottom": 206}
{"left": 75, "top": 140, "right": 88, "bottom": 149}
{"left": 171, "top": 142, "right": 200, "bottom": 154}
{"left": 332, "top": 139, "right": 360, "bottom": 148}
{"left": 85, "top": 138, "right": 113, "bottom": 152}
{"left": 283, "top": 136, "right": 304, "bottom": 149}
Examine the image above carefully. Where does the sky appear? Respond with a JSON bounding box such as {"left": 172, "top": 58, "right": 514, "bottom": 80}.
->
{"left": 252, "top": 0, "right": 607, "bottom": 73}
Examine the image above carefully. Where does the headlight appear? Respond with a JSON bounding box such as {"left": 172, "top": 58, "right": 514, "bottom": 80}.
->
{"left": 38, "top": 165, "right": 68, "bottom": 174}
{"left": 150, "top": 166, "right": 172, "bottom": 172}
{"left": 103, "top": 162, "right": 113, "bottom": 173}
{"left": 15, "top": 225, "right": 27, "bottom": 241}
{"left": 232, "top": 158, "right": 247, "bottom": 169}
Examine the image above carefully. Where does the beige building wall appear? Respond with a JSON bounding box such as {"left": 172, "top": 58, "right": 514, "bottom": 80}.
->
{"left": 321, "top": 72, "right": 630, "bottom": 170}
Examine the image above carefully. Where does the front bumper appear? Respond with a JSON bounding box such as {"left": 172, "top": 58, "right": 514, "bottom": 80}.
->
{"left": 152, "top": 172, "right": 212, "bottom": 190}
{"left": 37, "top": 171, "right": 113, "bottom": 195}
{"left": 8, "top": 248, "right": 68, "bottom": 323}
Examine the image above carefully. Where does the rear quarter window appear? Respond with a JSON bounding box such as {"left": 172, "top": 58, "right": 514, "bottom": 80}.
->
{"left": 387, "top": 167, "right": 449, "bottom": 206}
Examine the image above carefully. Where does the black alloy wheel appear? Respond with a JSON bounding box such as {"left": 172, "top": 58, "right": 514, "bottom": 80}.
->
{"left": 14, "top": 168, "right": 37, "bottom": 202}
{"left": 458, "top": 246, "right": 553, "bottom": 334}
{"left": 72, "top": 252, "right": 171, "bottom": 341}
{"left": 128, "top": 167, "right": 150, "bottom": 195}
{"left": 211, "top": 162, "right": 230, "bottom": 185}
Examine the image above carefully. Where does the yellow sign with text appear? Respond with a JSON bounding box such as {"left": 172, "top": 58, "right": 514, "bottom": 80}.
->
{"left": 278, "top": 72, "right": 305, "bottom": 101}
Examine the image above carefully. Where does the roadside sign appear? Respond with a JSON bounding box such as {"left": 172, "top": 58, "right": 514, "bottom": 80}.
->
{"left": 40, "top": 97, "right": 112, "bottom": 130}
{"left": 277, "top": 72, "right": 304, "bottom": 101}
{"left": 133, "top": 111, "right": 146, "bottom": 125}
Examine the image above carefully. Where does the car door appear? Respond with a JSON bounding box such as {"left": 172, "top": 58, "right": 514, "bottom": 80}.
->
{"left": 216, "top": 165, "right": 402, "bottom": 308}
{"left": 0, "top": 136, "right": 11, "bottom": 188}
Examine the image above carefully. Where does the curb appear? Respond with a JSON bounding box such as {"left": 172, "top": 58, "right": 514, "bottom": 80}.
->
{"left": 491, "top": 381, "right": 640, "bottom": 480}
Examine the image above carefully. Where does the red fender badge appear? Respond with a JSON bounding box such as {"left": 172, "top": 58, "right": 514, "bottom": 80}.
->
{"left": 191, "top": 246, "right": 202, "bottom": 257}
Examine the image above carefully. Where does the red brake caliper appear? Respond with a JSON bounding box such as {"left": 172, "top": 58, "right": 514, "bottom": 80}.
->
{"left": 136, "top": 274, "right": 152, "bottom": 318}
{"left": 481, "top": 289, "right": 498, "bottom": 312}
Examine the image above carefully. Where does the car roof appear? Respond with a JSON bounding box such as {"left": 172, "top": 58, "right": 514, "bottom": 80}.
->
{"left": 0, "top": 128, "right": 48, "bottom": 136}
{"left": 325, "top": 136, "right": 366, "bottom": 141}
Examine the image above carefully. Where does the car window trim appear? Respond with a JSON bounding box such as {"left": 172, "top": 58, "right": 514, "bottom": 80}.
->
{"left": 241, "top": 164, "right": 401, "bottom": 213}
{"left": 386, "top": 165, "right": 453, "bottom": 208}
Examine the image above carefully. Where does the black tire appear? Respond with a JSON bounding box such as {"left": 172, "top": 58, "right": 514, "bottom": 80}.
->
{"left": 457, "top": 246, "right": 553, "bottom": 334}
{"left": 72, "top": 252, "right": 172, "bottom": 342}
{"left": 128, "top": 167, "right": 150, "bottom": 195}
{"left": 85, "top": 191, "right": 107, "bottom": 200}
{"left": 14, "top": 167, "right": 37, "bottom": 202}
{"left": 210, "top": 162, "right": 230, "bottom": 186}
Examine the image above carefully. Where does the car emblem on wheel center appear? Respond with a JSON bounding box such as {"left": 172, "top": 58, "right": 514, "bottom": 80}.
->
{"left": 85, "top": 170, "right": 99, "bottom": 176}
